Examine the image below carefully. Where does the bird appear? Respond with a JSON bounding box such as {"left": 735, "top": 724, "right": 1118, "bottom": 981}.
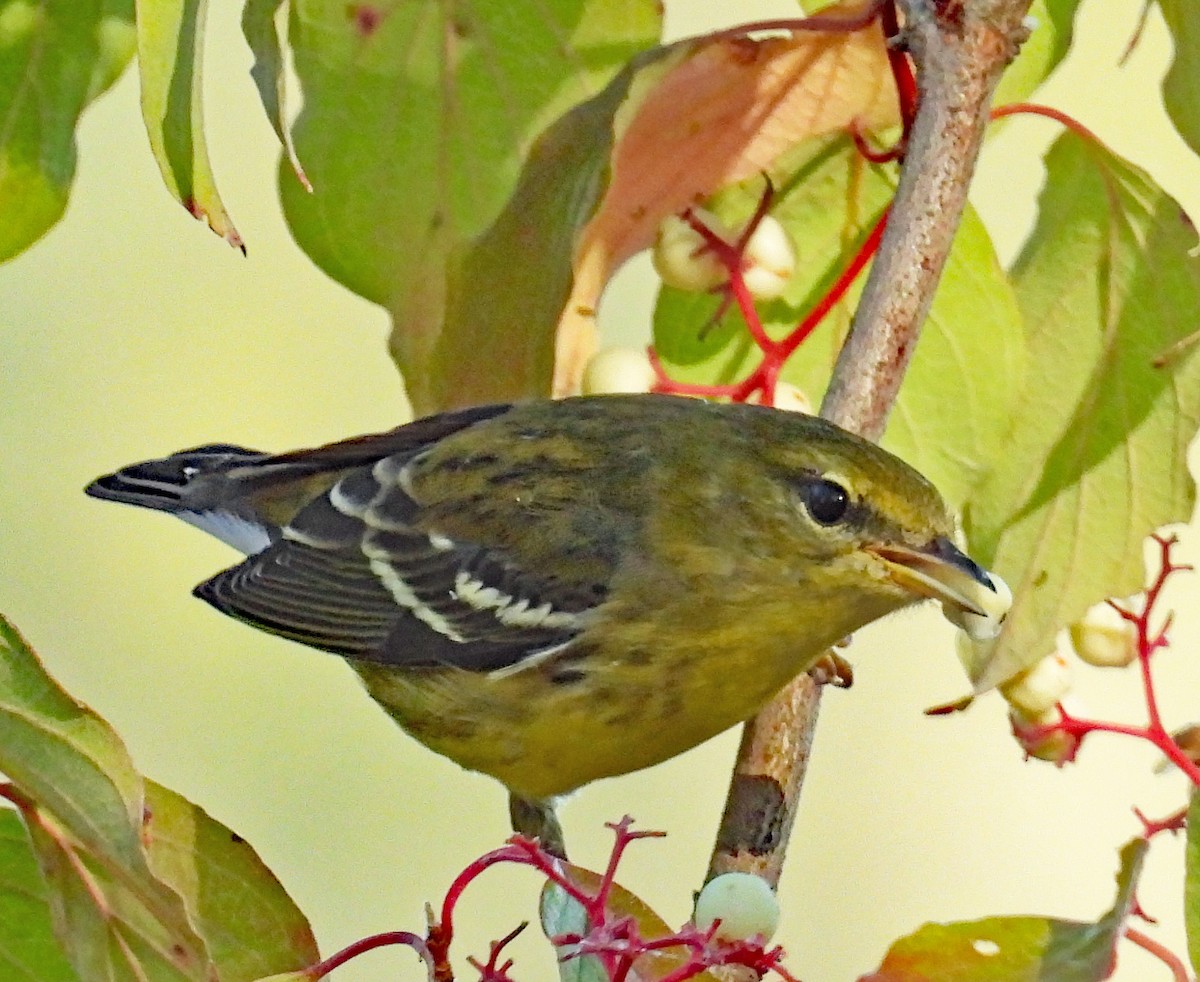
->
{"left": 86, "top": 393, "right": 998, "bottom": 853}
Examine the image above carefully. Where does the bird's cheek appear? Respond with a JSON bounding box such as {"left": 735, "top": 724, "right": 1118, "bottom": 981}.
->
{"left": 844, "top": 549, "right": 906, "bottom": 592}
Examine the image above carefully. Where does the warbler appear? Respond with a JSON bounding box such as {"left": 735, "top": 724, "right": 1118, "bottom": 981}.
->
{"left": 86, "top": 394, "right": 997, "bottom": 850}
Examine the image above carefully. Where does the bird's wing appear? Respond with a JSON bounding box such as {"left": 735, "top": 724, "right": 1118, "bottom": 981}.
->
{"left": 195, "top": 430, "right": 613, "bottom": 673}
{"left": 240, "top": 403, "right": 513, "bottom": 478}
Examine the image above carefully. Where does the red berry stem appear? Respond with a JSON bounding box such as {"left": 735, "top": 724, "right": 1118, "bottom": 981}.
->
{"left": 1123, "top": 927, "right": 1192, "bottom": 982}
{"left": 654, "top": 200, "right": 888, "bottom": 406}
{"left": 1134, "top": 805, "right": 1188, "bottom": 840}
{"left": 990, "top": 102, "right": 1106, "bottom": 145}
{"left": 880, "top": 0, "right": 917, "bottom": 151}
{"left": 466, "top": 923, "right": 527, "bottom": 982}
{"left": 306, "top": 931, "right": 432, "bottom": 980}
{"left": 1037, "top": 535, "right": 1200, "bottom": 786}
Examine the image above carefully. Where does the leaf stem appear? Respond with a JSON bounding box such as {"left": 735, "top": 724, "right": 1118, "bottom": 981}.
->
{"left": 991, "top": 102, "right": 1105, "bottom": 145}
{"left": 1123, "top": 927, "right": 1191, "bottom": 982}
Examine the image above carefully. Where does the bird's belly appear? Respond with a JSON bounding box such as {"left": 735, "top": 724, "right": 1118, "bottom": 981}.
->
{"left": 352, "top": 629, "right": 815, "bottom": 800}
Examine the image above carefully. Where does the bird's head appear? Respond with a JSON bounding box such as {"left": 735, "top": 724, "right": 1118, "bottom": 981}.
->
{"left": 727, "top": 406, "right": 1002, "bottom": 630}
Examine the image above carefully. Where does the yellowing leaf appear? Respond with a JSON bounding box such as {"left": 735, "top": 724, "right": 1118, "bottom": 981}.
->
{"left": 135, "top": 0, "right": 242, "bottom": 249}
{"left": 242, "top": 0, "right": 309, "bottom": 192}
{"left": 142, "top": 783, "right": 319, "bottom": 981}
{"left": 860, "top": 840, "right": 1146, "bottom": 981}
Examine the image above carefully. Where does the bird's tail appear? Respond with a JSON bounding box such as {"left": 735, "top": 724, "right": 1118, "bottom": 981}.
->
{"left": 86, "top": 445, "right": 278, "bottom": 554}
{"left": 84, "top": 445, "right": 262, "bottom": 512}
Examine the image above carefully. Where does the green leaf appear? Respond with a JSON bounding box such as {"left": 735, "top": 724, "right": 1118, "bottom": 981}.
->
{"left": 22, "top": 814, "right": 207, "bottom": 982}
{"left": 991, "top": 0, "right": 1081, "bottom": 108}
{"left": 280, "top": 0, "right": 660, "bottom": 411}
{"left": 0, "top": 808, "right": 77, "bottom": 981}
{"left": 1187, "top": 792, "right": 1200, "bottom": 975}
{"left": 1158, "top": 0, "right": 1200, "bottom": 157}
{"left": 0, "top": 615, "right": 145, "bottom": 870}
{"left": 0, "top": 615, "right": 317, "bottom": 981}
{"left": 539, "top": 864, "right": 721, "bottom": 982}
{"left": 861, "top": 839, "right": 1146, "bottom": 981}
{"left": 876, "top": 207, "right": 1025, "bottom": 507}
{"left": 241, "top": 0, "right": 309, "bottom": 192}
{"left": 432, "top": 54, "right": 647, "bottom": 410}
{"left": 142, "top": 782, "right": 319, "bottom": 982}
{"left": 540, "top": 878, "right": 609, "bottom": 982}
{"left": 0, "top": 0, "right": 135, "bottom": 263}
{"left": 134, "top": 0, "right": 242, "bottom": 249}
{"left": 653, "top": 137, "right": 1025, "bottom": 509}
{"left": 961, "top": 134, "right": 1200, "bottom": 691}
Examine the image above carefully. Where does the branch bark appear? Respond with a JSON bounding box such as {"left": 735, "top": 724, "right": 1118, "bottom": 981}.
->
{"left": 707, "top": 0, "right": 1034, "bottom": 887}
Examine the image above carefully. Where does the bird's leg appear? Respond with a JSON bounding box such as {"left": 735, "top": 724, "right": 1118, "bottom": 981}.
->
{"left": 807, "top": 650, "right": 854, "bottom": 688}
{"left": 509, "top": 793, "right": 568, "bottom": 859}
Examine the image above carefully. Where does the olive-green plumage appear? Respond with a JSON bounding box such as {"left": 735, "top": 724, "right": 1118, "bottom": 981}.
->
{"left": 86, "top": 394, "right": 994, "bottom": 845}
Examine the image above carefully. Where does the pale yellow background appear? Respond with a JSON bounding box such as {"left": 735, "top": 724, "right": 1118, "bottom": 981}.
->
{"left": 3, "top": 2, "right": 1200, "bottom": 980}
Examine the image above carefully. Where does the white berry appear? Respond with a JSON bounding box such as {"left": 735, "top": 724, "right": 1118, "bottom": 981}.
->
{"left": 942, "top": 571, "right": 1012, "bottom": 641}
{"left": 581, "top": 347, "right": 658, "bottom": 395}
{"left": 1010, "top": 698, "right": 1083, "bottom": 765}
{"left": 652, "top": 210, "right": 731, "bottom": 293}
{"left": 693, "top": 872, "right": 780, "bottom": 942}
{"left": 740, "top": 215, "right": 796, "bottom": 300}
{"left": 1001, "top": 651, "right": 1072, "bottom": 717}
{"left": 1068, "top": 602, "right": 1137, "bottom": 668}
{"left": 748, "top": 382, "right": 813, "bottom": 414}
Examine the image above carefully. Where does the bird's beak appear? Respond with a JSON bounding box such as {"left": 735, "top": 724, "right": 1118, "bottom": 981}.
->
{"left": 866, "top": 536, "right": 997, "bottom": 617}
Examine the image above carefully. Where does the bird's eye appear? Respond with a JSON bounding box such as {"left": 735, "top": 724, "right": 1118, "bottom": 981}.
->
{"left": 802, "top": 478, "right": 850, "bottom": 526}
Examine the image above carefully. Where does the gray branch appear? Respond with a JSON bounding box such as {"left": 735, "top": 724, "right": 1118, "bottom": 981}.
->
{"left": 708, "top": 0, "right": 1034, "bottom": 887}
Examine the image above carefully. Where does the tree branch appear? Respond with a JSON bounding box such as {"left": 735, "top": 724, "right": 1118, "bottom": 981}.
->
{"left": 707, "top": 0, "right": 1033, "bottom": 887}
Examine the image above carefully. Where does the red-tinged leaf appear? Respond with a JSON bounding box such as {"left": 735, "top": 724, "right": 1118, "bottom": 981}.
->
{"left": 860, "top": 839, "right": 1147, "bottom": 981}
{"left": 0, "top": 616, "right": 145, "bottom": 873}
{"left": 0, "top": 615, "right": 317, "bottom": 981}
{"left": 0, "top": 0, "right": 135, "bottom": 263}
{"left": 558, "top": 4, "right": 899, "bottom": 393}
{"left": 1186, "top": 793, "right": 1200, "bottom": 974}
{"left": 241, "top": 0, "right": 310, "bottom": 191}
{"left": 135, "top": 0, "right": 243, "bottom": 249}
{"left": 960, "top": 133, "right": 1200, "bottom": 691}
